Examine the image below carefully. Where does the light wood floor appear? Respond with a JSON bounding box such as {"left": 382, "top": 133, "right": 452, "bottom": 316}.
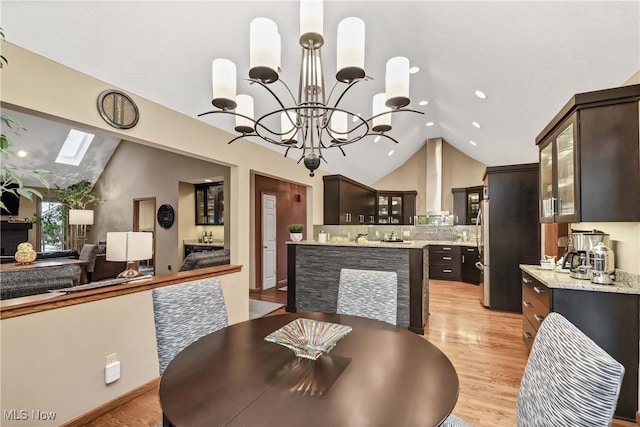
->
{"left": 88, "top": 281, "right": 636, "bottom": 426}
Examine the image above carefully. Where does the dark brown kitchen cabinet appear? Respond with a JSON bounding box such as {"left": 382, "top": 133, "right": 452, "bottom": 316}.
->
{"left": 428, "top": 245, "right": 462, "bottom": 281}
{"left": 323, "top": 175, "right": 376, "bottom": 225}
{"left": 452, "top": 186, "right": 483, "bottom": 225}
{"left": 536, "top": 84, "right": 640, "bottom": 223}
{"left": 461, "top": 246, "right": 480, "bottom": 284}
{"left": 521, "top": 271, "right": 639, "bottom": 421}
{"left": 195, "top": 182, "right": 224, "bottom": 225}
{"left": 376, "top": 191, "right": 417, "bottom": 225}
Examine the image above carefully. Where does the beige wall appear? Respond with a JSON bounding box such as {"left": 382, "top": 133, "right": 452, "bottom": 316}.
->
{"left": 0, "top": 41, "right": 324, "bottom": 423}
{"left": 373, "top": 140, "right": 486, "bottom": 213}
{"left": 0, "top": 273, "right": 246, "bottom": 426}
{"left": 92, "top": 141, "right": 230, "bottom": 275}
{"left": 575, "top": 222, "right": 640, "bottom": 275}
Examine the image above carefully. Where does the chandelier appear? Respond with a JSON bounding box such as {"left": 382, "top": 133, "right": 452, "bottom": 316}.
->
{"left": 199, "top": 0, "right": 423, "bottom": 177}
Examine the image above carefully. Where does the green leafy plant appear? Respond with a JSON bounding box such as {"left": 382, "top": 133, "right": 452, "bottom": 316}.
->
{"left": 55, "top": 180, "right": 102, "bottom": 209}
{"left": 288, "top": 223, "right": 304, "bottom": 233}
{"left": 32, "top": 204, "right": 65, "bottom": 247}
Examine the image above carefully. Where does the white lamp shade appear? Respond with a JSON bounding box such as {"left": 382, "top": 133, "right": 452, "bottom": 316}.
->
{"left": 281, "top": 111, "right": 297, "bottom": 142}
{"left": 330, "top": 111, "right": 348, "bottom": 140}
{"left": 372, "top": 92, "right": 392, "bottom": 129}
{"left": 336, "top": 17, "right": 365, "bottom": 73}
{"left": 250, "top": 18, "right": 280, "bottom": 73}
{"left": 68, "top": 209, "right": 94, "bottom": 225}
{"left": 385, "top": 56, "right": 410, "bottom": 106}
{"left": 235, "top": 94, "right": 254, "bottom": 131}
{"left": 212, "top": 58, "right": 237, "bottom": 103}
{"left": 106, "top": 232, "right": 153, "bottom": 262}
{"left": 300, "top": 0, "right": 323, "bottom": 39}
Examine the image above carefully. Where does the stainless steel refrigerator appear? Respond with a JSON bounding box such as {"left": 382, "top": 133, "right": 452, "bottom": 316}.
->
{"left": 477, "top": 164, "right": 540, "bottom": 312}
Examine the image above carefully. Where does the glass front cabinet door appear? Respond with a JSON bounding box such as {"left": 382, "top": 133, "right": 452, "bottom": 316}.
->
{"left": 539, "top": 114, "right": 577, "bottom": 223}
{"left": 195, "top": 182, "right": 224, "bottom": 225}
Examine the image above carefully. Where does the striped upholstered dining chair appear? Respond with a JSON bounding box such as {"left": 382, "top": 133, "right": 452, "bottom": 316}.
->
{"left": 336, "top": 268, "right": 398, "bottom": 325}
{"left": 442, "top": 312, "right": 625, "bottom": 427}
{"left": 152, "top": 277, "right": 228, "bottom": 375}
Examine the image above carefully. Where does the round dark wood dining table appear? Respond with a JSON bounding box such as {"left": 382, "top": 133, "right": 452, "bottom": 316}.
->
{"left": 159, "top": 312, "right": 459, "bottom": 427}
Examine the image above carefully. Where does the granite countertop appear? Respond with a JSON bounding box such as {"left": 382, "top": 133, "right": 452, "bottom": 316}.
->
{"left": 520, "top": 264, "right": 640, "bottom": 295}
{"left": 183, "top": 240, "right": 224, "bottom": 247}
{"left": 287, "top": 240, "right": 476, "bottom": 249}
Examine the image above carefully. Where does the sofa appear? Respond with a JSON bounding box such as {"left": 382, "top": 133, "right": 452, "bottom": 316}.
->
{"left": 1, "top": 249, "right": 79, "bottom": 264}
{"left": 92, "top": 254, "right": 127, "bottom": 281}
{"left": 179, "top": 249, "right": 230, "bottom": 271}
{"left": 0, "top": 264, "right": 81, "bottom": 300}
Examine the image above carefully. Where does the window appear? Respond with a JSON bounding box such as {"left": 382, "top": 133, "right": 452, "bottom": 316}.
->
{"left": 39, "top": 201, "right": 65, "bottom": 251}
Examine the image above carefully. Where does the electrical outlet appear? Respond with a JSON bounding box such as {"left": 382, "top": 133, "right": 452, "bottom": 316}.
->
{"left": 106, "top": 353, "right": 117, "bottom": 366}
{"left": 168, "top": 265, "right": 172, "bottom": 271}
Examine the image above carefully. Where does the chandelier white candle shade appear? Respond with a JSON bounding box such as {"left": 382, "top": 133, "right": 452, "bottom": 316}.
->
{"left": 300, "top": 0, "right": 323, "bottom": 47}
{"left": 68, "top": 209, "right": 94, "bottom": 225}
{"left": 281, "top": 111, "right": 298, "bottom": 143}
{"left": 106, "top": 231, "right": 153, "bottom": 278}
{"left": 385, "top": 56, "right": 411, "bottom": 108}
{"left": 330, "top": 111, "right": 348, "bottom": 141}
{"left": 250, "top": 18, "right": 280, "bottom": 83}
{"left": 336, "top": 17, "right": 365, "bottom": 83}
{"left": 372, "top": 92, "right": 392, "bottom": 132}
{"left": 235, "top": 94, "right": 255, "bottom": 133}
{"left": 212, "top": 58, "right": 237, "bottom": 110}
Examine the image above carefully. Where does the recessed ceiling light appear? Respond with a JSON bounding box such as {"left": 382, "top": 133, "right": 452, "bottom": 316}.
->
{"left": 472, "top": 121, "right": 482, "bottom": 128}
{"left": 475, "top": 90, "right": 487, "bottom": 99}
{"left": 374, "top": 136, "right": 381, "bottom": 143}
{"left": 469, "top": 140, "right": 477, "bottom": 146}
{"left": 409, "top": 66, "right": 420, "bottom": 74}
{"left": 418, "top": 100, "right": 429, "bottom": 106}
{"left": 426, "top": 122, "right": 435, "bottom": 127}
{"left": 388, "top": 150, "right": 394, "bottom": 156}
{"left": 16, "top": 149, "right": 28, "bottom": 158}
{"left": 204, "top": 179, "right": 213, "bottom": 183}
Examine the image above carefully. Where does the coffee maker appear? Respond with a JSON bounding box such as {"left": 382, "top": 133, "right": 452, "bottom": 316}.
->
{"left": 590, "top": 242, "right": 616, "bottom": 285}
{"left": 562, "top": 230, "right": 610, "bottom": 280}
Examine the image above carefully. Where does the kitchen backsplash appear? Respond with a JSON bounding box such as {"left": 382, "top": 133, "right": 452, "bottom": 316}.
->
{"left": 312, "top": 224, "right": 477, "bottom": 242}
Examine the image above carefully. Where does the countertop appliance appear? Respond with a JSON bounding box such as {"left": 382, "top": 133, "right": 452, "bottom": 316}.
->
{"left": 562, "top": 231, "right": 609, "bottom": 280}
{"left": 478, "top": 164, "right": 540, "bottom": 311}
{"left": 590, "top": 242, "right": 616, "bottom": 285}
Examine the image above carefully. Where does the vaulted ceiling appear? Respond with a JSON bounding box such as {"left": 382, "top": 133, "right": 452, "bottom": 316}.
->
{"left": 2, "top": 1, "right": 638, "bottom": 185}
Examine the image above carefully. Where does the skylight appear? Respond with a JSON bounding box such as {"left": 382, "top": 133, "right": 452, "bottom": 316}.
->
{"left": 55, "top": 129, "right": 95, "bottom": 166}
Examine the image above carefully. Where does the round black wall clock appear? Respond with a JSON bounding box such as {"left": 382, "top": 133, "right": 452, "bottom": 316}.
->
{"left": 97, "top": 89, "right": 140, "bottom": 129}
{"left": 157, "top": 204, "right": 175, "bottom": 229}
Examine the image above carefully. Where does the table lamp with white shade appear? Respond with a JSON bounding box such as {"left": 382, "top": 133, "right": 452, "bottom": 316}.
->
{"left": 68, "top": 209, "right": 94, "bottom": 252}
{"left": 106, "top": 231, "right": 153, "bottom": 278}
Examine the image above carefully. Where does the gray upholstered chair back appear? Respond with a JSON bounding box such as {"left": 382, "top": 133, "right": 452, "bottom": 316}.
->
{"left": 152, "top": 278, "right": 228, "bottom": 375}
{"left": 442, "top": 312, "right": 625, "bottom": 427}
{"left": 79, "top": 244, "right": 99, "bottom": 274}
{"left": 336, "top": 268, "right": 397, "bottom": 325}
{"left": 516, "top": 312, "right": 624, "bottom": 427}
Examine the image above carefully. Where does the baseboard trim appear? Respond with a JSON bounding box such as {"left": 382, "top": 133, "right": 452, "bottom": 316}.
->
{"left": 60, "top": 378, "right": 159, "bottom": 427}
{"left": 636, "top": 411, "right": 639, "bottom": 424}
{"left": 277, "top": 279, "right": 287, "bottom": 286}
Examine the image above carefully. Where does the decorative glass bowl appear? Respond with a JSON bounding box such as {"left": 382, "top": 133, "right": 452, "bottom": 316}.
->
{"left": 265, "top": 318, "right": 352, "bottom": 360}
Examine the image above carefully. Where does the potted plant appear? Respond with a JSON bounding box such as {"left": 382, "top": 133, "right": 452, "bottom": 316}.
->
{"left": 288, "top": 223, "right": 304, "bottom": 242}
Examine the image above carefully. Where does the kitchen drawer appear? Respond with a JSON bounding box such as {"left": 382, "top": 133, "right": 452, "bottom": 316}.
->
{"left": 522, "top": 273, "right": 550, "bottom": 308}
{"left": 429, "top": 264, "right": 462, "bottom": 281}
{"left": 429, "top": 251, "right": 459, "bottom": 265}
{"left": 522, "top": 284, "right": 550, "bottom": 331}
{"left": 522, "top": 316, "right": 537, "bottom": 352}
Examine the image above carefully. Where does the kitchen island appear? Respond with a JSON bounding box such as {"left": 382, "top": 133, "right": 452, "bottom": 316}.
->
{"left": 520, "top": 264, "right": 640, "bottom": 421}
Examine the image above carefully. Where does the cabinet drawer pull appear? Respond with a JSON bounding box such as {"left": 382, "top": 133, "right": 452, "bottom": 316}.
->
{"left": 522, "top": 277, "right": 531, "bottom": 284}
{"left": 442, "top": 247, "right": 452, "bottom": 251}
{"left": 443, "top": 269, "right": 452, "bottom": 273}
{"left": 442, "top": 256, "right": 452, "bottom": 260}
{"left": 522, "top": 301, "right": 533, "bottom": 308}
{"left": 533, "top": 286, "right": 545, "bottom": 294}
{"left": 534, "top": 314, "right": 545, "bottom": 323}
{"left": 522, "top": 331, "right": 533, "bottom": 340}
{"left": 467, "top": 248, "right": 475, "bottom": 252}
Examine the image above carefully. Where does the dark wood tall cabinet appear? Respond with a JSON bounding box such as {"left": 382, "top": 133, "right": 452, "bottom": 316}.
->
{"left": 484, "top": 163, "right": 540, "bottom": 312}
{"left": 537, "top": 84, "right": 640, "bottom": 223}
{"left": 452, "top": 186, "right": 483, "bottom": 225}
